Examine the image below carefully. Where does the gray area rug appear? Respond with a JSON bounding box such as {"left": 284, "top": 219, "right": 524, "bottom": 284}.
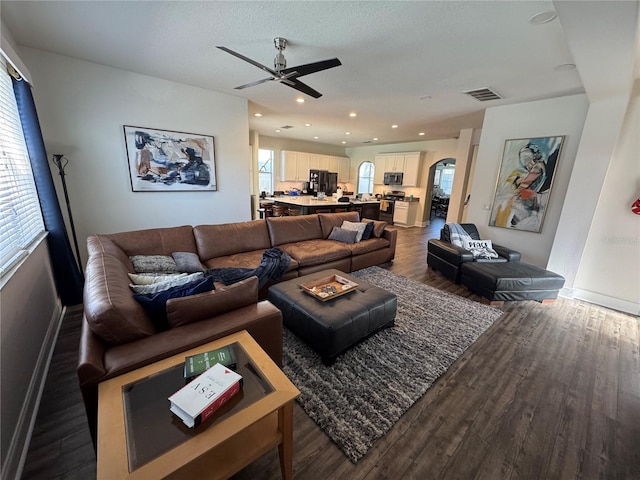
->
{"left": 282, "top": 266, "right": 503, "bottom": 463}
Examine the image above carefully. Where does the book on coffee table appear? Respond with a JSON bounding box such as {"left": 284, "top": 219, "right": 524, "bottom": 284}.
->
{"left": 169, "top": 363, "right": 243, "bottom": 428}
{"left": 183, "top": 345, "right": 237, "bottom": 382}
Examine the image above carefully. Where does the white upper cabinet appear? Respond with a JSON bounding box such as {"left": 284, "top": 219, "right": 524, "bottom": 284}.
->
{"left": 402, "top": 152, "right": 422, "bottom": 187}
{"left": 373, "top": 152, "right": 423, "bottom": 186}
{"left": 281, "top": 151, "right": 310, "bottom": 181}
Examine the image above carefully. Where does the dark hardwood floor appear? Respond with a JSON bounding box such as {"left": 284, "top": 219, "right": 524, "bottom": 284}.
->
{"left": 21, "top": 217, "right": 640, "bottom": 479}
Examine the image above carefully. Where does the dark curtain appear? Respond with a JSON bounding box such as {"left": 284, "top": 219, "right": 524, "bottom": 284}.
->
{"left": 12, "top": 77, "right": 84, "bottom": 306}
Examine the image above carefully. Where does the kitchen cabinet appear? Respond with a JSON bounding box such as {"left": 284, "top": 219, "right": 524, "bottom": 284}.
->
{"left": 281, "top": 151, "right": 310, "bottom": 181}
{"left": 373, "top": 152, "right": 423, "bottom": 186}
{"left": 337, "top": 156, "right": 350, "bottom": 182}
{"left": 402, "top": 152, "right": 422, "bottom": 187}
{"left": 393, "top": 200, "right": 419, "bottom": 226}
{"left": 373, "top": 156, "right": 386, "bottom": 184}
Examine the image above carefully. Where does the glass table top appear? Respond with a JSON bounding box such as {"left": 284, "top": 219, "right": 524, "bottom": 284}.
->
{"left": 121, "top": 342, "right": 274, "bottom": 471}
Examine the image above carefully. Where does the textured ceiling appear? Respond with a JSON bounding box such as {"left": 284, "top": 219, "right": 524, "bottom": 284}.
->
{"left": 1, "top": 1, "right": 635, "bottom": 146}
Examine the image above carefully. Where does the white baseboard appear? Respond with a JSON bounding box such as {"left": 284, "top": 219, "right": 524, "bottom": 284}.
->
{"left": 563, "top": 287, "right": 640, "bottom": 316}
{"left": 3, "top": 301, "right": 64, "bottom": 480}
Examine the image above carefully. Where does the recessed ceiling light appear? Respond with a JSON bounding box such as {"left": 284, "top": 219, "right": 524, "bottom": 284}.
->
{"left": 419, "top": 132, "right": 425, "bottom": 136}
{"left": 373, "top": 138, "right": 379, "bottom": 141}
{"left": 275, "top": 129, "right": 281, "bottom": 133}
{"left": 349, "top": 112, "right": 357, "bottom": 117}
{"left": 341, "top": 141, "right": 347, "bottom": 144}
{"left": 391, "top": 124, "right": 398, "bottom": 129}
{"left": 313, "top": 136, "right": 319, "bottom": 139}
{"left": 253, "top": 113, "right": 262, "bottom": 117}
{"left": 296, "top": 98, "right": 305, "bottom": 103}
{"left": 529, "top": 10, "right": 557, "bottom": 24}
{"left": 345, "top": 132, "right": 351, "bottom": 135}
{"left": 304, "top": 123, "right": 312, "bottom": 127}
{"left": 555, "top": 63, "right": 576, "bottom": 71}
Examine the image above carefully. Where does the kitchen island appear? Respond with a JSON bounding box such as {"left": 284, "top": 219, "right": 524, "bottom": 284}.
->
{"left": 264, "top": 196, "right": 381, "bottom": 219}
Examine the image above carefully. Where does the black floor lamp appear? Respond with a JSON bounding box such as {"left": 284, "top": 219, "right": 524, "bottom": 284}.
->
{"left": 51, "top": 154, "right": 83, "bottom": 274}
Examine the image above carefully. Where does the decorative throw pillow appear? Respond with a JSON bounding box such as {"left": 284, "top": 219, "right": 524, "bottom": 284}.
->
{"left": 328, "top": 226, "right": 358, "bottom": 244}
{"left": 129, "top": 272, "right": 204, "bottom": 294}
{"left": 360, "top": 221, "right": 375, "bottom": 241}
{"left": 166, "top": 276, "right": 259, "bottom": 328}
{"left": 172, "top": 251, "right": 205, "bottom": 273}
{"left": 462, "top": 238, "right": 499, "bottom": 259}
{"left": 362, "top": 218, "right": 387, "bottom": 238}
{"left": 341, "top": 220, "right": 367, "bottom": 242}
{"left": 133, "top": 276, "right": 215, "bottom": 330}
{"left": 129, "top": 255, "right": 178, "bottom": 274}
{"left": 128, "top": 273, "right": 187, "bottom": 285}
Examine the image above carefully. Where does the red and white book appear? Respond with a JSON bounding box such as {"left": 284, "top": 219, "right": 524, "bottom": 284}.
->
{"left": 168, "top": 362, "right": 243, "bottom": 428}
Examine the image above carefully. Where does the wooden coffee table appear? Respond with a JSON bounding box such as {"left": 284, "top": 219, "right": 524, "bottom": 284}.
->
{"left": 97, "top": 330, "right": 300, "bottom": 479}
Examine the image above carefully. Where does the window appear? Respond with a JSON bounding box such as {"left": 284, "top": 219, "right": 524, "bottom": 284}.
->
{"left": 258, "top": 149, "right": 274, "bottom": 194}
{"left": 357, "top": 161, "right": 374, "bottom": 194}
{"left": 0, "top": 64, "right": 45, "bottom": 276}
{"left": 440, "top": 168, "right": 455, "bottom": 195}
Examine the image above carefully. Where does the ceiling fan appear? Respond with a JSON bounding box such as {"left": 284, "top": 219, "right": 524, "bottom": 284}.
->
{"left": 216, "top": 37, "right": 341, "bottom": 99}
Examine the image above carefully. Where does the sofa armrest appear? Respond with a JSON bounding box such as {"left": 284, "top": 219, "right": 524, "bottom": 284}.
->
{"left": 493, "top": 244, "right": 521, "bottom": 261}
{"left": 427, "top": 239, "right": 474, "bottom": 265}
{"left": 78, "top": 315, "right": 107, "bottom": 388}
{"left": 381, "top": 228, "right": 397, "bottom": 253}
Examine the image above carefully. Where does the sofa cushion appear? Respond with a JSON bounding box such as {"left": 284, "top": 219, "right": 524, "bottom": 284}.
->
{"left": 361, "top": 221, "right": 375, "bottom": 240}
{"left": 166, "top": 276, "right": 259, "bottom": 328}
{"left": 129, "top": 255, "right": 178, "bottom": 273}
{"left": 267, "top": 215, "right": 323, "bottom": 246}
{"left": 362, "top": 218, "right": 387, "bottom": 238}
{"left": 204, "top": 249, "right": 299, "bottom": 272}
{"left": 347, "top": 237, "right": 391, "bottom": 255}
{"left": 172, "top": 251, "right": 205, "bottom": 273}
{"left": 280, "top": 239, "right": 351, "bottom": 267}
{"left": 100, "top": 225, "right": 198, "bottom": 256}
{"left": 129, "top": 272, "right": 204, "bottom": 294}
{"left": 128, "top": 273, "right": 187, "bottom": 285}
{"left": 341, "top": 220, "right": 367, "bottom": 242}
{"left": 194, "top": 220, "right": 271, "bottom": 261}
{"left": 328, "top": 226, "right": 358, "bottom": 244}
{"left": 318, "top": 212, "right": 360, "bottom": 238}
{"left": 133, "top": 276, "right": 215, "bottom": 330}
{"left": 84, "top": 252, "right": 158, "bottom": 345}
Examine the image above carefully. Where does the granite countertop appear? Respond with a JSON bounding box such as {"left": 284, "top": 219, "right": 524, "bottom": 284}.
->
{"left": 265, "top": 196, "right": 380, "bottom": 206}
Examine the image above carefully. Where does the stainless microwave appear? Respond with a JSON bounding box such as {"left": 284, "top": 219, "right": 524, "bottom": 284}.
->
{"left": 383, "top": 172, "right": 403, "bottom": 185}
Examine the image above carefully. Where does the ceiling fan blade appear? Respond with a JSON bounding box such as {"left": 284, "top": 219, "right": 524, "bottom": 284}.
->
{"left": 216, "top": 46, "right": 279, "bottom": 77}
{"left": 285, "top": 78, "right": 323, "bottom": 99}
{"left": 234, "top": 77, "right": 274, "bottom": 90}
{"left": 280, "top": 58, "right": 342, "bottom": 78}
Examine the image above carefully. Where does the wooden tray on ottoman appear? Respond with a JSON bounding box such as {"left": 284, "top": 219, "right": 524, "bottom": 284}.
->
{"left": 300, "top": 274, "right": 358, "bottom": 302}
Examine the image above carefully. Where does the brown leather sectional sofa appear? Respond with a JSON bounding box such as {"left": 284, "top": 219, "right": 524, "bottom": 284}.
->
{"left": 78, "top": 211, "right": 396, "bottom": 442}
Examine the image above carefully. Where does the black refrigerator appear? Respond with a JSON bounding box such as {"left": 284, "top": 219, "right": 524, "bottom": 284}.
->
{"left": 309, "top": 170, "right": 338, "bottom": 195}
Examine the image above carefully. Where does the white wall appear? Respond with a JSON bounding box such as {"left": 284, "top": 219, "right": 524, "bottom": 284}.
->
{"left": 20, "top": 48, "right": 251, "bottom": 264}
{"left": 0, "top": 240, "right": 60, "bottom": 479}
{"left": 466, "top": 94, "right": 589, "bottom": 267}
{"left": 573, "top": 80, "right": 640, "bottom": 313}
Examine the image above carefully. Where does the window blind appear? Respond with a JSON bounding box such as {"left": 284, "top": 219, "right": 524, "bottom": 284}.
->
{"left": 0, "top": 63, "right": 45, "bottom": 276}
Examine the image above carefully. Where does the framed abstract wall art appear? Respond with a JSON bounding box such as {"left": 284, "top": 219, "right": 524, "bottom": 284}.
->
{"left": 124, "top": 125, "right": 217, "bottom": 192}
{"left": 489, "top": 136, "right": 564, "bottom": 233}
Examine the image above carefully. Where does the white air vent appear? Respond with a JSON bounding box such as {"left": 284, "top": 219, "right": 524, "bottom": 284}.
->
{"left": 280, "top": 125, "right": 294, "bottom": 129}
{"left": 462, "top": 87, "right": 502, "bottom": 101}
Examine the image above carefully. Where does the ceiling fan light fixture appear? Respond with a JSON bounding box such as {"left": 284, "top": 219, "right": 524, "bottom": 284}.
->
{"left": 529, "top": 10, "right": 557, "bottom": 25}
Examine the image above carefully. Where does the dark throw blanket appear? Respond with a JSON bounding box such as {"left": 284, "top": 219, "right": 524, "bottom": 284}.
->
{"left": 205, "top": 247, "right": 291, "bottom": 289}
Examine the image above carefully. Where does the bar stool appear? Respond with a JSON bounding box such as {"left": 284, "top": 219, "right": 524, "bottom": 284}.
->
{"left": 272, "top": 205, "right": 288, "bottom": 217}
{"left": 315, "top": 208, "right": 331, "bottom": 214}
{"left": 333, "top": 207, "right": 348, "bottom": 213}
{"left": 288, "top": 207, "right": 301, "bottom": 216}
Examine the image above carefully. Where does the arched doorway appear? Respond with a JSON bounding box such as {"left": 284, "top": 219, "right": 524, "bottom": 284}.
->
{"left": 425, "top": 158, "right": 456, "bottom": 224}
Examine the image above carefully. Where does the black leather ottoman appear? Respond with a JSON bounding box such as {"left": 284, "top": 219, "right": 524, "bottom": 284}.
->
{"left": 267, "top": 269, "right": 397, "bottom": 364}
{"left": 460, "top": 262, "right": 565, "bottom": 305}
